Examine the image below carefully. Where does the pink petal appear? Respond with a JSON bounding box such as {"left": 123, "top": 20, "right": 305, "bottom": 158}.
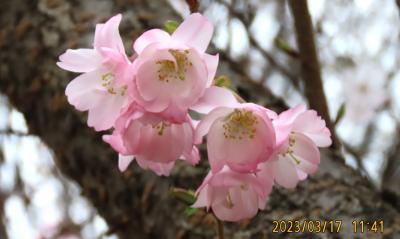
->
{"left": 57, "top": 49, "right": 102, "bottom": 73}
{"left": 172, "top": 13, "right": 213, "bottom": 53}
{"left": 194, "top": 107, "right": 232, "bottom": 144}
{"left": 65, "top": 70, "right": 105, "bottom": 111}
{"left": 207, "top": 120, "right": 229, "bottom": 173}
{"left": 94, "top": 14, "right": 125, "bottom": 55}
{"left": 87, "top": 94, "right": 126, "bottom": 131}
{"left": 134, "top": 49, "right": 178, "bottom": 106}
{"left": 123, "top": 120, "right": 143, "bottom": 153}
{"left": 192, "top": 184, "right": 211, "bottom": 209}
{"left": 224, "top": 111, "right": 275, "bottom": 172}
{"left": 118, "top": 154, "right": 134, "bottom": 172}
{"left": 181, "top": 123, "right": 200, "bottom": 165}
{"left": 271, "top": 157, "right": 299, "bottom": 189}
{"left": 296, "top": 170, "right": 308, "bottom": 181}
{"left": 136, "top": 60, "right": 165, "bottom": 101}
{"left": 291, "top": 133, "right": 320, "bottom": 174}
{"left": 191, "top": 86, "right": 238, "bottom": 114}
{"left": 103, "top": 134, "right": 128, "bottom": 155}
{"left": 203, "top": 53, "right": 219, "bottom": 87}
{"left": 136, "top": 157, "right": 175, "bottom": 176}
{"left": 255, "top": 163, "right": 274, "bottom": 198}
{"left": 134, "top": 29, "right": 171, "bottom": 54}
{"left": 292, "top": 110, "right": 332, "bottom": 147}
{"left": 277, "top": 104, "right": 306, "bottom": 125}
{"left": 212, "top": 187, "right": 258, "bottom": 222}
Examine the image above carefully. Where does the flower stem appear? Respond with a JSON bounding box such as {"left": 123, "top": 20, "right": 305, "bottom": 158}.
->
{"left": 217, "top": 218, "right": 225, "bottom": 239}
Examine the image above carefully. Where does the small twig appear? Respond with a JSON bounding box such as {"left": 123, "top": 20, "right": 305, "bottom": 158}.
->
{"left": 0, "top": 129, "right": 29, "bottom": 137}
{"left": 216, "top": 217, "right": 225, "bottom": 239}
{"left": 217, "top": 0, "right": 298, "bottom": 83}
{"left": 185, "top": 0, "right": 199, "bottom": 13}
{"left": 342, "top": 142, "right": 372, "bottom": 182}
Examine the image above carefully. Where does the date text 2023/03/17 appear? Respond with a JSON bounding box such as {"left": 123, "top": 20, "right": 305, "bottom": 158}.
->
{"left": 271, "top": 220, "right": 384, "bottom": 233}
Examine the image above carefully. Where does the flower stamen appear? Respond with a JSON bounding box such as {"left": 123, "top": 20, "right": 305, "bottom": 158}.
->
{"left": 282, "top": 133, "right": 301, "bottom": 164}
{"left": 226, "top": 192, "right": 234, "bottom": 209}
{"left": 101, "top": 73, "right": 127, "bottom": 96}
{"left": 223, "top": 109, "right": 258, "bottom": 140}
{"left": 152, "top": 121, "right": 170, "bottom": 136}
{"left": 156, "top": 49, "right": 192, "bottom": 82}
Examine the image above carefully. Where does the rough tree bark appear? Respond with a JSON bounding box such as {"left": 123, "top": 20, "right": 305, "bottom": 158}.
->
{"left": 0, "top": 0, "right": 399, "bottom": 238}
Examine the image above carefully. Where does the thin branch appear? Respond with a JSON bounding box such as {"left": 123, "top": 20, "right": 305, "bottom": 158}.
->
{"left": 342, "top": 142, "right": 373, "bottom": 183}
{"left": 0, "top": 129, "right": 29, "bottom": 137}
{"left": 217, "top": 0, "right": 298, "bottom": 83}
{"left": 185, "top": 0, "right": 199, "bottom": 13}
{"left": 216, "top": 217, "right": 225, "bottom": 239}
{"left": 288, "top": 0, "right": 341, "bottom": 151}
{"left": 219, "top": 51, "right": 289, "bottom": 110}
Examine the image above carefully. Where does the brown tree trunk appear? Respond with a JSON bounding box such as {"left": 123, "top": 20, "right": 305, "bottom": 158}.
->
{"left": 0, "top": 0, "right": 399, "bottom": 238}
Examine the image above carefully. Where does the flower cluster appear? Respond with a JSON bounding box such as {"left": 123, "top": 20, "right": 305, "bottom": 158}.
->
{"left": 58, "top": 13, "right": 332, "bottom": 222}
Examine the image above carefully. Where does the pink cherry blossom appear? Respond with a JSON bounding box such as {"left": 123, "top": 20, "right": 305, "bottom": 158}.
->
{"left": 192, "top": 166, "right": 273, "bottom": 222}
{"left": 103, "top": 103, "right": 199, "bottom": 176}
{"left": 195, "top": 103, "right": 276, "bottom": 173}
{"left": 342, "top": 61, "right": 387, "bottom": 122}
{"left": 130, "top": 13, "right": 219, "bottom": 122}
{"left": 57, "top": 14, "right": 132, "bottom": 131}
{"left": 259, "top": 104, "right": 332, "bottom": 189}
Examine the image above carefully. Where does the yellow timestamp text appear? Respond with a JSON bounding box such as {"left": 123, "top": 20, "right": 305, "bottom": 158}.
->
{"left": 272, "top": 220, "right": 342, "bottom": 233}
{"left": 352, "top": 220, "right": 384, "bottom": 233}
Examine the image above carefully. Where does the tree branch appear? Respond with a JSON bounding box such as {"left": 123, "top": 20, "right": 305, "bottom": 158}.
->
{"left": 185, "top": 0, "right": 199, "bottom": 13}
{"left": 1, "top": 0, "right": 399, "bottom": 238}
{"left": 288, "top": 0, "right": 340, "bottom": 150}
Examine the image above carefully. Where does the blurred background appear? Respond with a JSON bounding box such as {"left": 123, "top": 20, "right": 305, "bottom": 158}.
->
{"left": 1, "top": 0, "right": 400, "bottom": 238}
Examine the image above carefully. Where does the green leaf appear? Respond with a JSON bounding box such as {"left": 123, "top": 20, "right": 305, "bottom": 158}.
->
{"left": 170, "top": 187, "right": 197, "bottom": 205}
{"left": 334, "top": 103, "right": 346, "bottom": 126}
{"left": 214, "top": 75, "right": 232, "bottom": 88}
{"left": 184, "top": 207, "right": 198, "bottom": 217}
{"left": 164, "top": 20, "right": 179, "bottom": 35}
{"left": 274, "top": 37, "right": 299, "bottom": 58}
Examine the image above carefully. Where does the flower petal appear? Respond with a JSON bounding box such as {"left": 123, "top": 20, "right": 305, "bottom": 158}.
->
{"left": 292, "top": 110, "right": 332, "bottom": 147}
{"left": 291, "top": 133, "right": 320, "bottom": 174}
{"left": 212, "top": 187, "right": 258, "bottom": 222}
{"left": 134, "top": 29, "right": 171, "bottom": 54}
{"left": 94, "top": 14, "right": 125, "bottom": 54}
{"left": 87, "top": 94, "right": 126, "bottom": 131}
{"left": 136, "top": 157, "right": 175, "bottom": 176}
{"left": 203, "top": 53, "right": 219, "bottom": 87}
{"left": 207, "top": 120, "right": 228, "bottom": 173}
{"left": 103, "top": 134, "right": 128, "bottom": 155}
{"left": 118, "top": 154, "right": 134, "bottom": 172}
{"left": 271, "top": 157, "right": 299, "bottom": 189}
{"left": 192, "top": 184, "right": 211, "bottom": 209}
{"left": 195, "top": 107, "right": 232, "bottom": 144}
{"left": 191, "top": 86, "right": 238, "bottom": 114}
{"left": 65, "top": 70, "right": 105, "bottom": 111}
{"left": 172, "top": 13, "right": 213, "bottom": 53}
{"left": 57, "top": 49, "right": 102, "bottom": 73}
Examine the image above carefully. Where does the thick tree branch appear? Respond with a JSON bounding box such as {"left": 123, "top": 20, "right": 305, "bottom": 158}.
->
{"left": 288, "top": 0, "right": 340, "bottom": 150}
{"left": 1, "top": 0, "right": 399, "bottom": 238}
